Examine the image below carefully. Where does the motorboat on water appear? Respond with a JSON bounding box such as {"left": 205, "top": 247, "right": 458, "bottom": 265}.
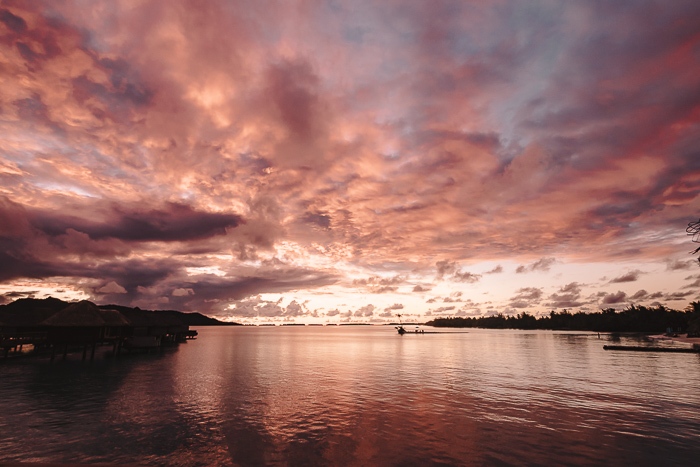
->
{"left": 395, "top": 313, "right": 407, "bottom": 335}
{"left": 394, "top": 314, "right": 424, "bottom": 334}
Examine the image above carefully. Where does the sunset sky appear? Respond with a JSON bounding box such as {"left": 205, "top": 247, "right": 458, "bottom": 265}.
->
{"left": 1, "top": 1, "right": 699, "bottom": 323}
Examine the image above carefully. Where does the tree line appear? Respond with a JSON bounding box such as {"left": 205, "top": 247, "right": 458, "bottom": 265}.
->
{"left": 426, "top": 302, "right": 700, "bottom": 334}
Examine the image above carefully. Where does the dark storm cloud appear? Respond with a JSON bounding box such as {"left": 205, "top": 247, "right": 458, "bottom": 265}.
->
{"left": 0, "top": 248, "right": 67, "bottom": 282}
{"left": 29, "top": 202, "right": 243, "bottom": 242}
{"left": 0, "top": 197, "right": 242, "bottom": 289}
{"left": 0, "top": 223, "right": 175, "bottom": 289}
{"left": 0, "top": 8, "right": 28, "bottom": 33}
{"left": 161, "top": 268, "right": 339, "bottom": 314}
{"left": 91, "top": 259, "right": 175, "bottom": 291}
{"left": 0, "top": 197, "right": 90, "bottom": 280}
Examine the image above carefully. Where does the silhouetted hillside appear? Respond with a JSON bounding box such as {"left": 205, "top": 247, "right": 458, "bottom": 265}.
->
{"left": 0, "top": 297, "right": 239, "bottom": 326}
{"left": 99, "top": 304, "right": 240, "bottom": 326}
{"left": 0, "top": 297, "right": 72, "bottom": 326}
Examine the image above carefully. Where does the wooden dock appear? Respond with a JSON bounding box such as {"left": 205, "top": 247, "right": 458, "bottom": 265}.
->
{"left": 603, "top": 344, "right": 700, "bottom": 353}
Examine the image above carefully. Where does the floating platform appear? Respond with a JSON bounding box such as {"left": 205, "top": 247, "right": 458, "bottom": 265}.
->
{"left": 603, "top": 345, "right": 700, "bottom": 353}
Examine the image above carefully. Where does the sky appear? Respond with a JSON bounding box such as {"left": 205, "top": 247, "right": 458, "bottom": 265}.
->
{"left": 1, "top": 0, "right": 699, "bottom": 323}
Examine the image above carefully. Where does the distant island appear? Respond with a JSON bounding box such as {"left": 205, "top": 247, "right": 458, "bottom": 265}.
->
{"left": 426, "top": 303, "right": 700, "bottom": 335}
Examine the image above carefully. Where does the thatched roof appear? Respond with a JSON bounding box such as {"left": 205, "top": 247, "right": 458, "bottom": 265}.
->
{"left": 99, "top": 308, "right": 132, "bottom": 327}
{"left": 42, "top": 300, "right": 108, "bottom": 327}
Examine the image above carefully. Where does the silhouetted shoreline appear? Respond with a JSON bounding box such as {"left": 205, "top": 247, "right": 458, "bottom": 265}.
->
{"left": 0, "top": 297, "right": 239, "bottom": 360}
{"left": 426, "top": 303, "right": 700, "bottom": 334}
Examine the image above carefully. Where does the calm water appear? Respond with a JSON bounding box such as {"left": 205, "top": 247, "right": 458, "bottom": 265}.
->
{"left": 1, "top": 327, "right": 700, "bottom": 466}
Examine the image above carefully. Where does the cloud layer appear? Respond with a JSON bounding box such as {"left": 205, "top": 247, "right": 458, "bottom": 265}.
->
{"left": 1, "top": 1, "right": 699, "bottom": 319}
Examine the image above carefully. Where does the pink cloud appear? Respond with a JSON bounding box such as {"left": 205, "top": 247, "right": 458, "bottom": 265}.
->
{"left": 2, "top": 1, "right": 700, "bottom": 316}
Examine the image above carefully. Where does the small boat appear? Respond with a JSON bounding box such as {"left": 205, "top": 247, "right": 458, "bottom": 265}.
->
{"left": 395, "top": 313, "right": 407, "bottom": 335}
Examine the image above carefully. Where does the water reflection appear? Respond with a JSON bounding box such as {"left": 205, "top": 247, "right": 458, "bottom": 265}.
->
{"left": 1, "top": 327, "right": 700, "bottom": 465}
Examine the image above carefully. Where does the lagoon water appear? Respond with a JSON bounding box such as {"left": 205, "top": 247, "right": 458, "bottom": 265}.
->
{"left": 1, "top": 326, "right": 700, "bottom": 466}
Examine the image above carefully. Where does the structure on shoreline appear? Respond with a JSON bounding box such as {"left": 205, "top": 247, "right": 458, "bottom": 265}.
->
{"left": 0, "top": 298, "right": 197, "bottom": 360}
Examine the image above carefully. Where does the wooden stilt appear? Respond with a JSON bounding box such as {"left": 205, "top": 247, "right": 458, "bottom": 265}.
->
{"left": 90, "top": 342, "right": 96, "bottom": 360}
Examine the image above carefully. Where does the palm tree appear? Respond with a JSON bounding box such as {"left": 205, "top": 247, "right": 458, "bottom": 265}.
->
{"left": 687, "top": 219, "right": 700, "bottom": 263}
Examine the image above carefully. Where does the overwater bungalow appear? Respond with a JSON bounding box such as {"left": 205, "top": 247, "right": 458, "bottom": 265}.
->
{"left": 40, "top": 301, "right": 133, "bottom": 360}
{"left": 0, "top": 298, "right": 194, "bottom": 359}
{"left": 109, "top": 307, "right": 190, "bottom": 349}
{"left": 0, "top": 298, "right": 64, "bottom": 357}
{"left": 42, "top": 301, "right": 130, "bottom": 344}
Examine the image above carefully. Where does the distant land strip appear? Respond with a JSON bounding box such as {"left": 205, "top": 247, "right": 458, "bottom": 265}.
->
{"left": 426, "top": 303, "right": 700, "bottom": 334}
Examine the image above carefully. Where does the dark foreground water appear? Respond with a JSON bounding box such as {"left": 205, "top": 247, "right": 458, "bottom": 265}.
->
{"left": 1, "top": 327, "right": 700, "bottom": 466}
